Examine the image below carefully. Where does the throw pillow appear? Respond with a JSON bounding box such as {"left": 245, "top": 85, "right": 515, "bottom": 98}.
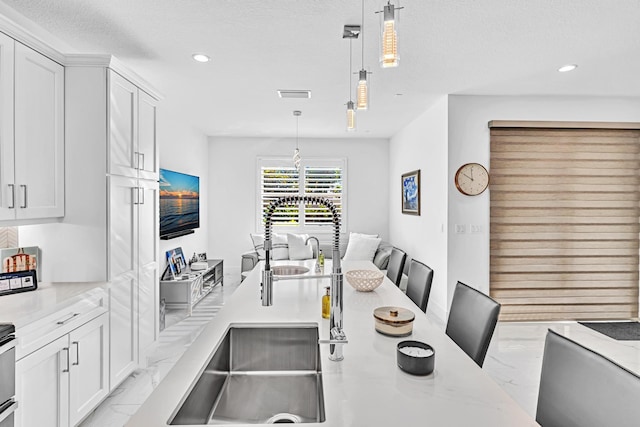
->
{"left": 287, "top": 234, "right": 313, "bottom": 260}
{"left": 373, "top": 241, "right": 393, "bottom": 270}
{"left": 250, "top": 233, "right": 289, "bottom": 260}
{"left": 343, "top": 232, "right": 381, "bottom": 262}
{"left": 250, "top": 233, "right": 266, "bottom": 259}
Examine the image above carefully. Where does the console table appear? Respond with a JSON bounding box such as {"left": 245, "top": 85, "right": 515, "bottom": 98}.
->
{"left": 160, "top": 259, "right": 223, "bottom": 315}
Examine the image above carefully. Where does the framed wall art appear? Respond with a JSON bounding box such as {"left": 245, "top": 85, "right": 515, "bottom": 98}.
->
{"left": 401, "top": 170, "right": 421, "bottom": 215}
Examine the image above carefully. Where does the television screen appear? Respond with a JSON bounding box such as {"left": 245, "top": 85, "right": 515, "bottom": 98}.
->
{"left": 159, "top": 168, "right": 200, "bottom": 237}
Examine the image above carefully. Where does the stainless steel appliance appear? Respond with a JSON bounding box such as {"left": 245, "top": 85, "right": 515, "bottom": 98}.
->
{"left": 0, "top": 324, "right": 16, "bottom": 427}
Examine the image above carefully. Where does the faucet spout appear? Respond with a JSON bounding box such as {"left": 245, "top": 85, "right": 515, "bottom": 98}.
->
{"left": 305, "top": 236, "right": 322, "bottom": 273}
{"left": 261, "top": 196, "right": 346, "bottom": 361}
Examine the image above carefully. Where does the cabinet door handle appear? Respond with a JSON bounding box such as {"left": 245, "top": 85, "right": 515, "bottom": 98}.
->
{"left": 72, "top": 341, "right": 80, "bottom": 366}
{"left": 62, "top": 347, "right": 70, "bottom": 372}
{"left": 56, "top": 312, "right": 80, "bottom": 325}
{"left": 139, "top": 187, "right": 145, "bottom": 205}
{"left": 7, "top": 184, "right": 14, "bottom": 209}
{"left": 134, "top": 151, "right": 140, "bottom": 170}
{"left": 140, "top": 153, "right": 145, "bottom": 171}
{"left": 132, "top": 187, "right": 139, "bottom": 205}
{"left": 20, "top": 185, "right": 27, "bottom": 208}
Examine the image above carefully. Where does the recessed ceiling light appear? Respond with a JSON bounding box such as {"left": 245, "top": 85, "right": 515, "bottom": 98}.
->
{"left": 558, "top": 64, "right": 578, "bottom": 73}
{"left": 192, "top": 53, "right": 210, "bottom": 63}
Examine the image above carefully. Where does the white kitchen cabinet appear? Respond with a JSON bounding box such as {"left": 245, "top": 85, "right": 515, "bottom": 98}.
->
{"left": 0, "top": 37, "right": 64, "bottom": 222}
{"left": 108, "top": 175, "right": 139, "bottom": 387}
{"left": 108, "top": 174, "right": 159, "bottom": 385}
{"left": 0, "top": 32, "right": 15, "bottom": 221}
{"left": 14, "top": 42, "right": 64, "bottom": 219}
{"left": 15, "top": 335, "right": 69, "bottom": 427}
{"left": 137, "top": 90, "right": 159, "bottom": 181}
{"left": 138, "top": 179, "right": 159, "bottom": 355}
{"left": 68, "top": 312, "right": 109, "bottom": 426}
{"left": 109, "top": 70, "right": 159, "bottom": 181}
{"left": 15, "top": 313, "right": 109, "bottom": 427}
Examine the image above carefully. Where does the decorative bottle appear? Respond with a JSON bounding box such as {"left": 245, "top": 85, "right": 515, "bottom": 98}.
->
{"left": 322, "top": 287, "right": 330, "bottom": 319}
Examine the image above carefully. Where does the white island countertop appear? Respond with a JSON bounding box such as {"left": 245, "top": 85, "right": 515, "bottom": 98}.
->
{"left": 128, "top": 260, "right": 538, "bottom": 427}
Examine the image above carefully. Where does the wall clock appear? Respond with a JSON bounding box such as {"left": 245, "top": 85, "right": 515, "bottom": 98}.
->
{"left": 454, "top": 163, "right": 489, "bottom": 196}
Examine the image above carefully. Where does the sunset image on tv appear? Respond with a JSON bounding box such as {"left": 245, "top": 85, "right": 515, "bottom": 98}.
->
{"left": 159, "top": 169, "right": 200, "bottom": 236}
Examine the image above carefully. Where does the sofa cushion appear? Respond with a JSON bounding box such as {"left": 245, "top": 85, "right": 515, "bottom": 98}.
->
{"left": 250, "top": 233, "right": 289, "bottom": 260}
{"left": 287, "top": 233, "right": 313, "bottom": 260}
{"left": 343, "top": 232, "right": 381, "bottom": 262}
{"left": 373, "top": 240, "right": 393, "bottom": 270}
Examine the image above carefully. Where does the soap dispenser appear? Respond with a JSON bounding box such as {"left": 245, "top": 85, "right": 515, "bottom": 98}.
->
{"left": 322, "top": 287, "right": 330, "bottom": 319}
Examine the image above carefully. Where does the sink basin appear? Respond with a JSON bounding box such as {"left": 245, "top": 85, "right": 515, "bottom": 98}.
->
{"left": 271, "top": 265, "right": 310, "bottom": 276}
{"left": 170, "top": 324, "right": 325, "bottom": 425}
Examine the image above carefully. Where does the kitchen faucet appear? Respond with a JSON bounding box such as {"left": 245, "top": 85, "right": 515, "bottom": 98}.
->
{"left": 305, "top": 236, "right": 322, "bottom": 273}
{"left": 261, "top": 196, "right": 346, "bottom": 361}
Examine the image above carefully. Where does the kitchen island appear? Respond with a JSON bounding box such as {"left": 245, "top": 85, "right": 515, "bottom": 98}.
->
{"left": 128, "top": 260, "right": 538, "bottom": 426}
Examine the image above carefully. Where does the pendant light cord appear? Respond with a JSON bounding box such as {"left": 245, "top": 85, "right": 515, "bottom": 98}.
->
{"left": 361, "top": 0, "right": 365, "bottom": 68}
{"left": 349, "top": 39, "right": 353, "bottom": 100}
{"left": 296, "top": 114, "right": 299, "bottom": 149}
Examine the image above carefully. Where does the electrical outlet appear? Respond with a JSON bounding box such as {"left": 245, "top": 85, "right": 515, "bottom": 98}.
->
{"left": 470, "top": 225, "right": 483, "bottom": 233}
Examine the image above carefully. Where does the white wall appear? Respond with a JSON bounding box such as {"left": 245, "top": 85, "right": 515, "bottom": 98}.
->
{"left": 157, "top": 107, "right": 209, "bottom": 274}
{"left": 389, "top": 96, "right": 449, "bottom": 320}
{"left": 447, "top": 95, "right": 640, "bottom": 307}
{"left": 208, "top": 137, "right": 390, "bottom": 277}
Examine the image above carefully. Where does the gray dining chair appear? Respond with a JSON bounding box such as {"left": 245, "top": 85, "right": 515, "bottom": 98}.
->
{"left": 445, "top": 281, "right": 500, "bottom": 367}
{"left": 536, "top": 329, "right": 640, "bottom": 427}
{"left": 405, "top": 259, "right": 433, "bottom": 313}
{"left": 386, "top": 247, "right": 407, "bottom": 287}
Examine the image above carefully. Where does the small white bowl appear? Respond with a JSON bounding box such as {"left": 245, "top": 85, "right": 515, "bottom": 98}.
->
{"left": 345, "top": 269, "right": 384, "bottom": 292}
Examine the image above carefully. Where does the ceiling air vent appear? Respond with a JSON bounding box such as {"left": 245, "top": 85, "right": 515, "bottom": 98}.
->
{"left": 277, "top": 90, "right": 312, "bottom": 99}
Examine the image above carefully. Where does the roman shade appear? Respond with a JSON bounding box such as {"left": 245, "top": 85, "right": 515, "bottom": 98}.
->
{"left": 489, "top": 122, "right": 640, "bottom": 321}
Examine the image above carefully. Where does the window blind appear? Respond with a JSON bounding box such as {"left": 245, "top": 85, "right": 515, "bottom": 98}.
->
{"left": 258, "top": 158, "right": 345, "bottom": 231}
{"left": 489, "top": 125, "right": 640, "bottom": 321}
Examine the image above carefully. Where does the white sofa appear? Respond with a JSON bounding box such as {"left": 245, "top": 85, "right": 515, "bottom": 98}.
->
{"left": 241, "top": 233, "right": 393, "bottom": 280}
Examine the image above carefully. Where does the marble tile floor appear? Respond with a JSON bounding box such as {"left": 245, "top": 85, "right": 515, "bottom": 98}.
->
{"left": 79, "top": 277, "right": 640, "bottom": 426}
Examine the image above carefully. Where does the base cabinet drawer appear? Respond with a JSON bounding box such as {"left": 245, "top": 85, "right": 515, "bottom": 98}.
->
{"left": 15, "top": 313, "right": 109, "bottom": 427}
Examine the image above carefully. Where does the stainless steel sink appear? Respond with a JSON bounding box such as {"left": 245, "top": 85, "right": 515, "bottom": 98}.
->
{"left": 170, "top": 324, "right": 325, "bottom": 425}
{"left": 271, "top": 265, "right": 310, "bottom": 276}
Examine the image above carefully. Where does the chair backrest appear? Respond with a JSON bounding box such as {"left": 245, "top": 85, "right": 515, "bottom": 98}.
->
{"left": 536, "top": 329, "right": 640, "bottom": 427}
{"left": 405, "top": 259, "right": 433, "bottom": 313}
{"left": 445, "top": 281, "right": 500, "bottom": 367}
{"left": 386, "top": 247, "right": 407, "bottom": 287}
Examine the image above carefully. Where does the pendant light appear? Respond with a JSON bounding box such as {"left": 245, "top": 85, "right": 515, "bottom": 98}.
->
{"left": 293, "top": 111, "right": 301, "bottom": 171}
{"left": 347, "top": 39, "right": 356, "bottom": 131}
{"left": 378, "top": 1, "right": 403, "bottom": 68}
{"left": 357, "top": 0, "right": 369, "bottom": 110}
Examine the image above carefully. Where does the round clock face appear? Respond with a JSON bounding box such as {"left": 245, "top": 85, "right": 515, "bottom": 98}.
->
{"left": 455, "top": 163, "right": 489, "bottom": 196}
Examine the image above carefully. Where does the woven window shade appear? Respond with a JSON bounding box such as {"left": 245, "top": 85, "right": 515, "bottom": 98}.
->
{"left": 489, "top": 124, "right": 640, "bottom": 321}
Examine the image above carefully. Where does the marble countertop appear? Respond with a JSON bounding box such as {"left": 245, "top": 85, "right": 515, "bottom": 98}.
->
{"left": 0, "top": 280, "right": 109, "bottom": 328}
{"left": 128, "top": 260, "right": 538, "bottom": 426}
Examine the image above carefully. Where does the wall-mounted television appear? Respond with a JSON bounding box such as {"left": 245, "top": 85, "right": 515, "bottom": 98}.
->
{"left": 159, "top": 168, "right": 200, "bottom": 239}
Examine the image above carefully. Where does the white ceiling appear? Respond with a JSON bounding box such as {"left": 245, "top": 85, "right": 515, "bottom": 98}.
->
{"left": 2, "top": 0, "right": 640, "bottom": 138}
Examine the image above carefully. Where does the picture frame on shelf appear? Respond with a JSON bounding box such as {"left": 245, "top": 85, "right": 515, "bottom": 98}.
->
{"left": 198, "top": 252, "right": 207, "bottom": 262}
{"left": 174, "top": 247, "right": 187, "bottom": 269}
{"left": 401, "top": 170, "right": 421, "bottom": 215}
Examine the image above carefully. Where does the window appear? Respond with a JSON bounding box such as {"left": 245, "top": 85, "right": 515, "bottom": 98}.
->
{"left": 257, "top": 157, "right": 346, "bottom": 232}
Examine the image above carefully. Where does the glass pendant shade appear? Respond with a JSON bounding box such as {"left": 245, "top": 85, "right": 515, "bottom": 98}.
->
{"left": 292, "top": 110, "right": 301, "bottom": 171}
{"left": 347, "top": 101, "right": 356, "bottom": 131}
{"left": 356, "top": 70, "right": 368, "bottom": 110}
{"left": 293, "top": 148, "right": 301, "bottom": 171}
{"left": 380, "top": 3, "right": 399, "bottom": 68}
